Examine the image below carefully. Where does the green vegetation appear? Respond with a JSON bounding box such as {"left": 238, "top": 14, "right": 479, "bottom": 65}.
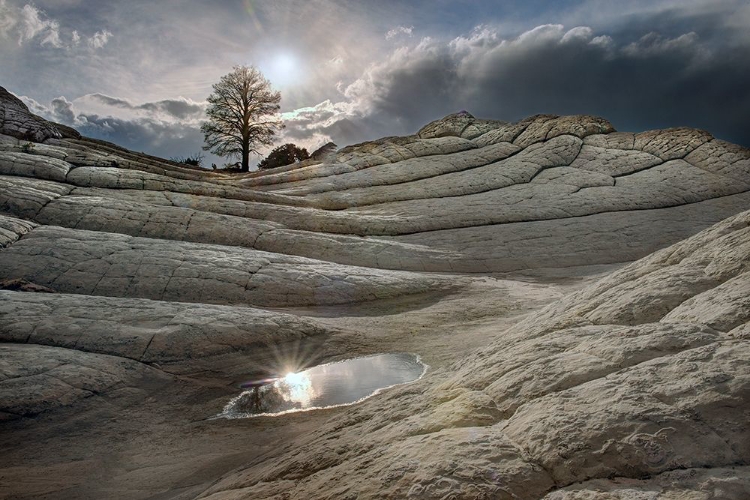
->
{"left": 257, "top": 143, "right": 309, "bottom": 170}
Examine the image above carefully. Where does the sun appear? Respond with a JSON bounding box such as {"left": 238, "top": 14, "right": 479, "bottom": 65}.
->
{"left": 260, "top": 52, "right": 302, "bottom": 88}
{"left": 274, "top": 54, "right": 296, "bottom": 75}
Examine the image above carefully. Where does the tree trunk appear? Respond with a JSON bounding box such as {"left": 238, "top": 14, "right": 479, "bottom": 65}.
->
{"left": 241, "top": 141, "right": 249, "bottom": 172}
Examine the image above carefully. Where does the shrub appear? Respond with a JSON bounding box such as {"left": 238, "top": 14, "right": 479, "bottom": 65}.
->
{"left": 257, "top": 143, "right": 310, "bottom": 170}
{"left": 170, "top": 152, "right": 204, "bottom": 167}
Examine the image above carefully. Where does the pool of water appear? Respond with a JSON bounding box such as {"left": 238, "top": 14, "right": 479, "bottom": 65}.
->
{"left": 218, "top": 353, "right": 427, "bottom": 418}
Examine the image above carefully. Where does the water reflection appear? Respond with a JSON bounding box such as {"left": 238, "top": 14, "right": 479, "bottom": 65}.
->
{"left": 219, "top": 353, "right": 427, "bottom": 417}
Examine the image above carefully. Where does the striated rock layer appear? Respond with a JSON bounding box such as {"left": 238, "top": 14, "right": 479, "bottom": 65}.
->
{"left": 197, "top": 209, "right": 750, "bottom": 500}
{"left": 1, "top": 87, "right": 749, "bottom": 499}
{"left": 2, "top": 90, "right": 749, "bottom": 275}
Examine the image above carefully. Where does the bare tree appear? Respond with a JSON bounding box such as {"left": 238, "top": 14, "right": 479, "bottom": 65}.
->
{"left": 201, "top": 66, "right": 283, "bottom": 172}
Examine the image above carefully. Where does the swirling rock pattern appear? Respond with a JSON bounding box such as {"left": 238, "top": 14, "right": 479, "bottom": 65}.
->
{"left": 1, "top": 86, "right": 749, "bottom": 498}
{"left": 198, "top": 210, "right": 750, "bottom": 500}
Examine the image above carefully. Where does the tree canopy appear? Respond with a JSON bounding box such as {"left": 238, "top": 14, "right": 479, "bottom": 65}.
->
{"left": 201, "top": 65, "right": 283, "bottom": 172}
{"left": 257, "top": 143, "right": 310, "bottom": 170}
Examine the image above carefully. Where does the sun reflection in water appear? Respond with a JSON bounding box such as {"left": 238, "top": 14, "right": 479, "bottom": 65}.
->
{"left": 280, "top": 371, "right": 314, "bottom": 406}
{"left": 221, "top": 353, "right": 427, "bottom": 417}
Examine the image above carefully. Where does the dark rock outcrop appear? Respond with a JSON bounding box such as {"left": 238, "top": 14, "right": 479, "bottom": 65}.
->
{"left": 0, "top": 86, "right": 62, "bottom": 142}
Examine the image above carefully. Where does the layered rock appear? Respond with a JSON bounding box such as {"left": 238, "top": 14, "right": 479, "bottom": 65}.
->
{"left": 0, "top": 224, "right": 456, "bottom": 307}
{"left": 1, "top": 90, "right": 749, "bottom": 273}
{"left": 0, "top": 87, "right": 69, "bottom": 142}
{"left": 1, "top": 86, "right": 749, "bottom": 499}
{"left": 0, "top": 343, "right": 166, "bottom": 419}
{"left": 196, "top": 209, "right": 750, "bottom": 499}
{"left": 0, "top": 291, "right": 332, "bottom": 365}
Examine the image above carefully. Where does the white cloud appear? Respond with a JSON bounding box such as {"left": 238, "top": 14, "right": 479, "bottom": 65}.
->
{"left": 70, "top": 93, "right": 206, "bottom": 126}
{"left": 17, "top": 94, "right": 50, "bottom": 116}
{"left": 278, "top": 99, "right": 363, "bottom": 150}
{"left": 50, "top": 96, "right": 75, "bottom": 123}
{"left": 561, "top": 26, "right": 593, "bottom": 44}
{"left": 19, "top": 94, "right": 76, "bottom": 125}
{"left": 0, "top": 0, "right": 17, "bottom": 36}
{"left": 271, "top": 21, "right": 737, "bottom": 150}
{"left": 87, "top": 29, "right": 112, "bottom": 49}
{"left": 0, "top": 2, "right": 109, "bottom": 50}
{"left": 18, "top": 4, "right": 61, "bottom": 47}
{"left": 385, "top": 25, "right": 413, "bottom": 40}
{"left": 38, "top": 22, "right": 62, "bottom": 47}
{"left": 19, "top": 92, "right": 206, "bottom": 129}
{"left": 449, "top": 25, "right": 499, "bottom": 56}
{"left": 20, "top": 92, "right": 212, "bottom": 163}
{"left": 13, "top": 18, "right": 750, "bottom": 164}
{"left": 516, "top": 24, "right": 565, "bottom": 45}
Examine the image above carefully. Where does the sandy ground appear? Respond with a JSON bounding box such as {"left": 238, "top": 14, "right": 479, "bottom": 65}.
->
{"left": 0, "top": 265, "right": 618, "bottom": 500}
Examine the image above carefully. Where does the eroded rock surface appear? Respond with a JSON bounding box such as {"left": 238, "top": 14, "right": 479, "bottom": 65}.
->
{"left": 1, "top": 87, "right": 749, "bottom": 499}
{"left": 197, "top": 210, "right": 750, "bottom": 500}
{"left": 0, "top": 291, "right": 333, "bottom": 365}
{"left": 0, "top": 343, "right": 167, "bottom": 419}
{"left": 1, "top": 104, "right": 748, "bottom": 271}
{"left": 0, "top": 223, "right": 455, "bottom": 307}
{"left": 0, "top": 87, "right": 68, "bottom": 142}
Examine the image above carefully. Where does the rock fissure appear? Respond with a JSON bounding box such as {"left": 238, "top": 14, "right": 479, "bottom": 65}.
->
{"left": 376, "top": 187, "right": 750, "bottom": 237}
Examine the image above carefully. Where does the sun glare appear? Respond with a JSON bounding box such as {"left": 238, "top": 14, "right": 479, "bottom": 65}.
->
{"left": 261, "top": 52, "right": 302, "bottom": 87}
{"left": 284, "top": 371, "right": 305, "bottom": 386}
{"left": 280, "top": 371, "right": 314, "bottom": 406}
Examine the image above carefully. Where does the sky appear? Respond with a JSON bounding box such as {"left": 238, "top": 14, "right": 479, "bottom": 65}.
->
{"left": 1, "top": 0, "right": 749, "bottom": 168}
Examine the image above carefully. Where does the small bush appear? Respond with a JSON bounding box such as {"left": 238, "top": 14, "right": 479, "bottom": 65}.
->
{"left": 218, "top": 162, "right": 244, "bottom": 173}
{"left": 170, "top": 152, "right": 204, "bottom": 167}
{"left": 258, "top": 143, "right": 309, "bottom": 170}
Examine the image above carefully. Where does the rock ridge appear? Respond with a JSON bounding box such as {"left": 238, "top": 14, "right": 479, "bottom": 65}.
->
{"left": 1, "top": 85, "right": 749, "bottom": 499}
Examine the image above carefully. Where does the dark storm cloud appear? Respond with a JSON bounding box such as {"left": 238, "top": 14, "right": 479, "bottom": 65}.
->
{"left": 86, "top": 94, "right": 205, "bottom": 121}
{"left": 74, "top": 113, "right": 206, "bottom": 161}
{"left": 17, "top": 92, "right": 216, "bottom": 165}
{"left": 284, "top": 22, "right": 750, "bottom": 148}
{"left": 49, "top": 96, "right": 75, "bottom": 123}
{"left": 85, "top": 94, "right": 132, "bottom": 108}
{"left": 138, "top": 100, "right": 205, "bottom": 121}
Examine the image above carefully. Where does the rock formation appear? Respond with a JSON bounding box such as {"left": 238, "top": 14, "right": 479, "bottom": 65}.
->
{"left": 1, "top": 86, "right": 749, "bottom": 498}
{"left": 198, "top": 209, "right": 749, "bottom": 498}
